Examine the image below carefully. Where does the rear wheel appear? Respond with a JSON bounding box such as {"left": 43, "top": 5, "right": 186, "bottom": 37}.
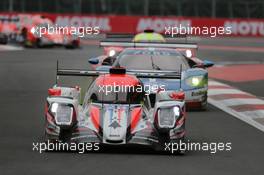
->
{"left": 177, "top": 138, "right": 186, "bottom": 155}
{"left": 171, "top": 137, "right": 186, "bottom": 155}
{"left": 21, "top": 28, "right": 30, "bottom": 47}
{"left": 200, "top": 99, "right": 208, "bottom": 111}
{"left": 200, "top": 93, "right": 208, "bottom": 111}
{"left": 36, "top": 38, "right": 43, "bottom": 48}
{"left": 0, "top": 34, "right": 8, "bottom": 44}
{"left": 65, "top": 40, "right": 79, "bottom": 49}
{"left": 156, "top": 132, "right": 186, "bottom": 155}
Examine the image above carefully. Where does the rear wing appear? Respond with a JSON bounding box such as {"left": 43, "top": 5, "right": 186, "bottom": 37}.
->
{"left": 57, "top": 69, "right": 181, "bottom": 79}
{"left": 55, "top": 61, "right": 183, "bottom": 91}
{"left": 0, "top": 17, "right": 19, "bottom": 22}
{"left": 105, "top": 33, "right": 135, "bottom": 39}
{"left": 100, "top": 41, "right": 198, "bottom": 49}
{"left": 105, "top": 31, "right": 188, "bottom": 40}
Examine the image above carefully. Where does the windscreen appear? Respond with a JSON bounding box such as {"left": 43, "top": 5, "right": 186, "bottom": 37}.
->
{"left": 88, "top": 84, "right": 144, "bottom": 104}
{"left": 115, "top": 49, "right": 189, "bottom": 71}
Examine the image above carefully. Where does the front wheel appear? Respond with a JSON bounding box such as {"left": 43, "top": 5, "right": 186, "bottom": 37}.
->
{"left": 65, "top": 40, "right": 79, "bottom": 49}
{"left": 59, "top": 129, "right": 72, "bottom": 142}
{"left": 21, "top": 28, "right": 31, "bottom": 47}
{"left": 200, "top": 99, "right": 208, "bottom": 111}
{"left": 36, "top": 38, "right": 44, "bottom": 48}
{"left": 172, "top": 137, "right": 186, "bottom": 155}
{"left": 198, "top": 92, "right": 208, "bottom": 111}
{"left": 0, "top": 34, "right": 8, "bottom": 44}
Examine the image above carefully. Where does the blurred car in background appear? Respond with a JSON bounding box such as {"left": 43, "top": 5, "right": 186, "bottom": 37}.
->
{"left": 94, "top": 30, "right": 199, "bottom": 68}
{"left": 0, "top": 17, "right": 20, "bottom": 44}
{"left": 0, "top": 15, "right": 80, "bottom": 48}
{"left": 91, "top": 31, "right": 203, "bottom": 70}
{"left": 20, "top": 15, "right": 80, "bottom": 48}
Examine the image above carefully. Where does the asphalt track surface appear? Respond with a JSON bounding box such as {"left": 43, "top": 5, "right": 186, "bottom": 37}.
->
{"left": 0, "top": 38, "right": 264, "bottom": 175}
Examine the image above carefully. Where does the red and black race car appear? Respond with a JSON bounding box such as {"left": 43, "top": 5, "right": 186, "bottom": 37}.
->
{"left": 0, "top": 15, "right": 80, "bottom": 48}
{"left": 0, "top": 17, "right": 19, "bottom": 44}
{"left": 44, "top": 66, "right": 186, "bottom": 153}
{"left": 20, "top": 15, "right": 80, "bottom": 48}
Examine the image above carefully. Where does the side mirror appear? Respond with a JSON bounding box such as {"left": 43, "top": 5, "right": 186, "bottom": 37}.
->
{"left": 88, "top": 58, "right": 99, "bottom": 65}
{"left": 203, "top": 60, "right": 214, "bottom": 68}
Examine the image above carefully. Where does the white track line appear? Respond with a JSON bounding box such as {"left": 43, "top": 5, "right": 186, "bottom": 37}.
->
{"left": 216, "top": 98, "right": 264, "bottom": 106}
{"left": 209, "top": 81, "right": 227, "bottom": 86}
{"left": 208, "top": 80, "right": 264, "bottom": 132}
{"left": 208, "top": 89, "right": 243, "bottom": 96}
{"left": 0, "top": 45, "right": 23, "bottom": 51}
{"left": 243, "top": 110, "right": 264, "bottom": 119}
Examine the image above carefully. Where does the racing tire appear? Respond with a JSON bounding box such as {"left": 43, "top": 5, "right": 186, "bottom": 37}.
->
{"left": 65, "top": 40, "right": 79, "bottom": 49}
{"left": 173, "top": 137, "right": 186, "bottom": 155}
{"left": 200, "top": 100, "right": 208, "bottom": 111}
{"left": 156, "top": 132, "right": 186, "bottom": 155}
{"left": 21, "top": 28, "right": 31, "bottom": 47}
{"left": 159, "top": 137, "right": 186, "bottom": 155}
{"left": 59, "top": 129, "right": 72, "bottom": 142}
{"left": 36, "top": 38, "right": 43, "bottom": 48}
{"left": 0, "top": 35, "right": 8, "bottom": 45}
{"left": 197, "top": 92, "right": 208, "bottom": 111}
{"left": 177, "top": 140, "right": 186, "bottom": 155}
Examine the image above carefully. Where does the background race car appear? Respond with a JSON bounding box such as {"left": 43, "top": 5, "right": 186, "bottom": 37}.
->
{"left": 0, "top": 17, "right": 20, "bottom": 44}
{"left": 89, "top": 41, "right": 214, "bottom": 110}
{"left": 20, "top": 15, "right": 80, "bottom": 48}
{"left": 97, "top": 30, "right": 197, "bottom": 62}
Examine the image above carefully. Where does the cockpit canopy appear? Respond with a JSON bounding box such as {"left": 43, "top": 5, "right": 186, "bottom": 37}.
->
{"left": 88, "top": 74, "right": 144, "bottom": 104}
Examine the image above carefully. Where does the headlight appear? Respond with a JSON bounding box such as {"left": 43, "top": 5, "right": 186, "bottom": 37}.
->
{"left": 108, "top": 49, "right": 116, "bottom": 57}
{"left": 185, "top": 49, "right": 192, "bottom": 58}
{"left": 186, "top": 75, "right": 206, "bottom": 87}
{"left": 51, "top": 103, "right": 73, "bottom": 126}
{"left": 157, "top": 106, "right": 180, "bottom": 129}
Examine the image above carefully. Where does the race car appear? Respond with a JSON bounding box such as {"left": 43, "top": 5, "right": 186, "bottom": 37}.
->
{"left": 44, "top": 67, "right": 186, "bottom": 153}
{"left": 100, "top": 30, "right": 196, "bottom": 59}
{"left": 89, "top": 41, "right": 214, "bottom": 110}
{"left": 93, "top": 32, "right": 202, "bottom": 74}
{"left": 20, "top": 15, "right": 80, "bottom": 48}
{"left": 0, "top": 17, "right": 20, "bottom": 44}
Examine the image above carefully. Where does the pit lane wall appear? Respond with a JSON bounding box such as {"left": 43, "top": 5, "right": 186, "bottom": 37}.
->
{"left": 0, "top": 13, "right": 264, "bottom": 37}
